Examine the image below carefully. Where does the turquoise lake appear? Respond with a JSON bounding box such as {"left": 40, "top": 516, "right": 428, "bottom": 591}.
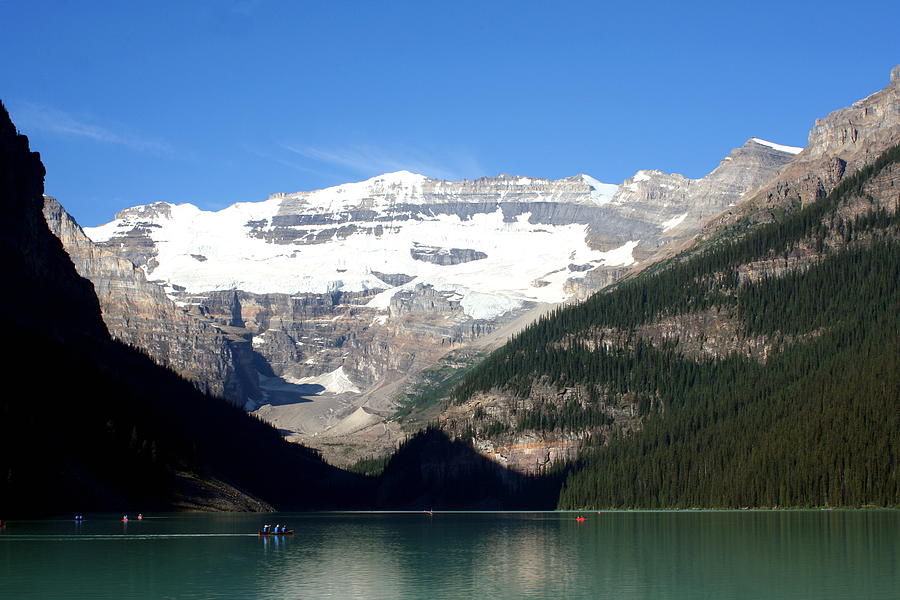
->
{"left": 1, "top": 510, "right": 897, "bottom": 599}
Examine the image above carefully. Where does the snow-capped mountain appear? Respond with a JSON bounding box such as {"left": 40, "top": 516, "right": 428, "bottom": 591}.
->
{"left": 85, "top": 171, "right": 631, "bottom": 319}
{"left": 60, "top": 138, "right": 797, "bottom": 464}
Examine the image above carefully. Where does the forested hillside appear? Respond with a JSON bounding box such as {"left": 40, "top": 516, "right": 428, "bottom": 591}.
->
{"left": 449, "top": 144, "right": 900, "bottom": 508}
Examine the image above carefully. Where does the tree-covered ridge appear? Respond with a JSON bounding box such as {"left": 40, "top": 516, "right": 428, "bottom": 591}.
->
{"left": 738, "top": 241, "right": 898, "bottom": 336}
{"left": 452, "top": 143, "right": 899, "bottom": 404}
{"left": 443, "top": 143, "right": 899, "bottom": 508}
{"left": 558, "top": 300, "right": 898, "bottom": 508}
{"left": 453, "top": 240, "right": 897, "bottom": 436}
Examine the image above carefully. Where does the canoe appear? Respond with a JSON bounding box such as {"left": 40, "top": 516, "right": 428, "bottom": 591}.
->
{"left": 258, "top": 530, "right": 294, "bottom": 536}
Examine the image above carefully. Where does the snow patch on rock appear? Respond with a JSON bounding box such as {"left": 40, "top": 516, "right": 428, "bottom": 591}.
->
{"left": 288, "top": 366, "right": 361, "bottom": 395}
{"left": 750, "top": 138, "right": 803, "bottom": 155}
{"left": 660, "top": 212, "right": 688, "bottom": 231}
{"left": 580, "top": 174, "right": 619, "bottom": 205}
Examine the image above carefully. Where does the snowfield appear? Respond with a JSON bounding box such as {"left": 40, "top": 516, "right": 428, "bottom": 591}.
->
{"left": 750, "top": 137, "right": 804, "bottom": 155}
{"left": 86, "top": 171, "right": 635, "bottom": 320}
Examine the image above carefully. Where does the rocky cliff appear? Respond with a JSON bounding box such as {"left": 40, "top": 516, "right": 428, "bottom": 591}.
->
{"left": 0, "top": 100, "right": 367, "bottom": 515}
{"left": 573, "top": 138, "right": 800, "bottom": 294}
{"left": 705, "top": 65, "right": 900, "bottom": 233}
{"left": 42, "top": 197, "right": 257, "bottom": 403}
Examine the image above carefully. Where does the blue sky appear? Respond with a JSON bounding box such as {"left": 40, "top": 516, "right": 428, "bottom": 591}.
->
{"left": 1, "top": 0, "right": 898, "bottom": 226}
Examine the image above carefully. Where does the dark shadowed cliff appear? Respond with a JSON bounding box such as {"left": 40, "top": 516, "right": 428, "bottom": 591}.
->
{"left": 0, "top": 101, "right": 371, "bottom": 516}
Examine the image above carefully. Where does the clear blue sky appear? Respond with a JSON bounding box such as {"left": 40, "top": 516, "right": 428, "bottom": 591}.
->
{"left": 2, "top": 0, "right": 898, "bottom": 226}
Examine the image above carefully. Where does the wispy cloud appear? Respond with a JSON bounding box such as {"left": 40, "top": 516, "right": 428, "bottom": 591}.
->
{"left": 280, "top": 143, "right": 484, "bottom": 182}
{"left": 239, "top": 145, "right": 343, "bottom": 183}
{"left": 11, "top": 102, "right": 172, "bottom": 153}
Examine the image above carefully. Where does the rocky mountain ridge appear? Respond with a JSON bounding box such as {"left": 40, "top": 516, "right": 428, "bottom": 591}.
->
{"left": 42, "top": 197, "right": 258, "bottom": 402}
{"left": 439, "top": 65, "right": 900, "bottom": 474}
{"left": 51, "top": 134, "right": 796, "bottom": 464}
{"left": 705, "top": 64, "right": 900, "bottom": 234}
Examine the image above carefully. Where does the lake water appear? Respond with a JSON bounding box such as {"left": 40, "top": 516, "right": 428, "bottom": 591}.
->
{"left": 1, "top": 511, "right": 897, "bottom": 599}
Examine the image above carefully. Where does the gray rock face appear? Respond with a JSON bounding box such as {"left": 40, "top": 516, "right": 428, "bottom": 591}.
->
{"left": 410, "top": 244, "right": 487, "bottom": 265}
{"left": 706, "top": 65, "right": 900, "bottom": 233}
{"left": 607, "top": 139, "right": 798, "bottom": 231}
{"left": 276, "top": 172, "right": 604, "bottom": 210}
{"left": 191, "top": 288, "right": 380, "bottom": 386}
{"left": 562, "top": 138, "right": 798, "bottom": 297}
{"left": 371, "top": 272, "right": 415, "bottom": 287}
{"left": 804, "top": 68, "right": 900, "bottom": 170}
{"left": 389, "top": 284, "right": 461, "bottom": 316}
{"left": 42, "top": 197, "right": 257, "bottom": 404}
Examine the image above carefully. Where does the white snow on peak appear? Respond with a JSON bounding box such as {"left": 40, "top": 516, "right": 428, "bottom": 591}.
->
{"left": 84, "top": 197, "right": 284, "bottom": 243}
{"left": 580, "top": 174, "right": 619, "bottom": 205}
{"left": 632, "top": 170, "right": 653, "bottom": 183}
{"left": 83, "top": 172, "right": 648, "bottom": 321}
{"left": 750, "top": 138, "right": 803, "bottom": 155}
{"left": 284, "top": 170, "right": 430, "bottom": 211}
{"left": 86, "top": 219, "right": 127, "bottom": 242}
{"left": 365, "top": 286, "right": 402, "bottom": 311}
{"left": 89, "top": 199, "right": 641, "bottom": 321}
{"left": 364, "top": 170, "right": 429, "bottom": 187}
{"left": 381, "top": 169, "right": 425, "bottom": 179}
{"left": 660, "top": 212, "right": 688, "bottom": 231}
{"left": 620, "top": 170, "right": 656, "bottom": 193}
{"left": 288, "top": 366, "right": 360, "bottom": 394}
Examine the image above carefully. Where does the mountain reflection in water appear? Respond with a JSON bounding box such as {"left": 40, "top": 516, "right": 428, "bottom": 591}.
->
{"left": 1, "top": 511, "right": 896, "bottom": 599}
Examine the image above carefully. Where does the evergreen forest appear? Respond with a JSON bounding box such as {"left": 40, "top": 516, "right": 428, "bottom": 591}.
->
{"left": 450, "top": 144, "right": 900, "bottom": 509}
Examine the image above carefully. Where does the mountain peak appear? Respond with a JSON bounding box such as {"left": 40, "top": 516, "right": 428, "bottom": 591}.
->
{"left": 363, "top": 170, "right": 428, "bottom": 185}
{"left": 748, "top": 137, "right": 804, "bottom": 155}
{"left": 113, "top": 201, "right": 178, "bottom": 221}
{"left": 579, "top": 174, "right": 619, "bottom": 205}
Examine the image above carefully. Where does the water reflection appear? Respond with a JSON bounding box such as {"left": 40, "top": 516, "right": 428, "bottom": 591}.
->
{"left": 0, "top": 511, "right": 897, "bottom": 599}
{"left": 257, "top": 518, "right": 413, "bottom": 599}
{"left": 250, "top": 511, "right": 898, "bottom": 600}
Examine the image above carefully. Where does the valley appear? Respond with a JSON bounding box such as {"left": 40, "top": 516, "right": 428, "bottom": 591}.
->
{"left": 48, "top": 139, "right": 797, "bottom": 464}
{"left": 19, "top": 64, "right": 899, "bottom": 509}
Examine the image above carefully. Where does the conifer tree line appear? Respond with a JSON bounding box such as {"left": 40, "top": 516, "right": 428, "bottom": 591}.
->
{"left": 447, "top": 143, "right": 900, "bottom": 508}
{"left": 557, "top": 301, "right": 898, "bottom": 508}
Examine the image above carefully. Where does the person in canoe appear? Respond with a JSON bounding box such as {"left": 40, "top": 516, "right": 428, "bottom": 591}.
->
{"left": 258, "top": 524, "right": 294, "bottom": 535}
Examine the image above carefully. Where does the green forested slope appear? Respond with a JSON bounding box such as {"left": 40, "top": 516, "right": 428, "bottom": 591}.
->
{"left": 558, "top": 285, "right": 898, "bottom": 508}
{"left": 450, "top": 144, "right": 900, "bottom": 508}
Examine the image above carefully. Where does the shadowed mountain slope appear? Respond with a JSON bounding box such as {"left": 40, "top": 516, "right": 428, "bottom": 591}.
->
{"left": 0, "top": 101, "right": 370, "bottom": 516}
